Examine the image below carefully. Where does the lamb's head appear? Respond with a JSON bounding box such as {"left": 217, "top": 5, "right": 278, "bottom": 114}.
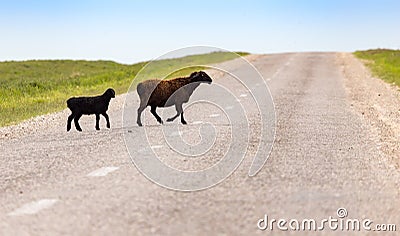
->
{"left": 190, "top": 71, "right": 212, "bottom": 84}
{"left": 104, "top": 88, "right": 116, "bottom": 98}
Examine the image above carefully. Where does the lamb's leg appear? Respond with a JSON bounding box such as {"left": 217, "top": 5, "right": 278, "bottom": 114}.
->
{"left": 137, "top": 105, "right": 146, "bottom": 126}
{"left": 167, "top": 104, "right": 183, "bottom": 122}
{"left": 67, "top": 113, "right": 75, "bottom": 131}
{"left": 95, "top": 114, "right": 100, "bottom": 130}
{"left": 150, "top": 105, "right": 163, "bottom": 124}
{"left": 74, "top": 114, "right": 83, "bottom": 132}
{"left": 102, "top": 112, "right": 110, "bottom": 128}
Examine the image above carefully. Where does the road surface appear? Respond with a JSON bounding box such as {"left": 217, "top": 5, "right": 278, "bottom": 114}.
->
{"left": 1, "top": 53, "right": 399, "bottom": 235}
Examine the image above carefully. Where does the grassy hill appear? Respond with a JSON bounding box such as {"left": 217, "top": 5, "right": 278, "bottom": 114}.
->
{"left": 0, "top": 52, "right": 248, "bottom": 127}
{"left": 354, "top": 49, "right": 400, "bottom": 87}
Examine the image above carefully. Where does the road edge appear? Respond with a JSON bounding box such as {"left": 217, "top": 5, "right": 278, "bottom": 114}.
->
{"left": 337, "top": 52, "right": 400, "bottom": 167}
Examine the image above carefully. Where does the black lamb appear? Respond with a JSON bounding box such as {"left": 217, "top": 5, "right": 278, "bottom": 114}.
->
{"left": 67, "top": 88, "right": 115, "bottom": 131}
{"left": 136, "top": 71, "right": 212, "bottom": 126}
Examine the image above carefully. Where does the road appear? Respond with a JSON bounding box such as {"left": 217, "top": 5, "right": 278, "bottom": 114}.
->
{"left": 1, "top": 53, "right": 399, "bottom": 235}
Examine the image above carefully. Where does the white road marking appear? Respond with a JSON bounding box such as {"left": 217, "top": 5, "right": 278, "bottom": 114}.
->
{"left": 225, "top": 106, "right": 234, "bottom": 110}
{"left": 269, "top": 55, "right": 295, "bottom": 81}
{"left": 209, "top": 114, "right": 220, "bottom": 118}
{"left": 239, "top": 94, "right": 247, "bottom": 97}
{"left": 8, "top": 199, "right": 58, "bottom": 216}
{"left": 267, "top": 56, "right": 294, "bottom": 81}
{"left": 87, "top": 166, "right": 119, "bottom": 177}
{"left": 271, "top": 69, "right": 282, "bottom": 79}
{"left": 151, "top": 145, "right": 163, "bottom": 149}
{"left": 193, "top": 121, "right": 203, "bottom": 124}
{"left": 137, "top": 147, "right": 147, "bottom": 153}
{"left": 170, "top": 131, "right": 183, "bottom": 136}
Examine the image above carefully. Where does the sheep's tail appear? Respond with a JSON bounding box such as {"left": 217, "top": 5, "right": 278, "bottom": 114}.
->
{"left": 136, "top": 82, "right": 145, "bottom": 96}
{"left": 66, "top": 98, "right": 76, "bottom": 109}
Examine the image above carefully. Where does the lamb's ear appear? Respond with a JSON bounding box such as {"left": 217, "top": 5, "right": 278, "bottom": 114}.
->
{"left": 190, "top": 71, "right": 199, "bottom": 78}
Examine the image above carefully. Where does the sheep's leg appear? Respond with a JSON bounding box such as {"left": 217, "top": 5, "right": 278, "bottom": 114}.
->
{"left": 102, "top": 112, "right": 110, "bottom": 128}
{"left": 167, "top": 104, "right": 183, "bottom": 122}
{"left": 67, "top": 114, "right": 75, "bottom": 131}
{"left": 74, "top": 114, "right": 83, "bottom": 132}
{"left": 180, "top": 112, "right": 187, "bottom": 125}
{"left": 166, "top": 113, "right": 179, "bottom": 122}
{"left": 137, "top": 105, "right": 146, "bottom": 126}
{"left": 95, "top": 114, "right": 100, "bottom": 130}
{"left": 150, "top": 106, "right": 163, "bottom": 124}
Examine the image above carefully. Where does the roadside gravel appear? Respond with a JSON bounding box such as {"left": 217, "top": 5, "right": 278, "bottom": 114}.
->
{"left": 338, "top": 53, "right": 400, "bottom": 167}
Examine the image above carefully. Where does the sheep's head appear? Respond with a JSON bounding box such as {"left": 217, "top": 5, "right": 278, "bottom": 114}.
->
{"left": 190, "top": 71, "right": 212, "bottom": 84}
{"left": 105, "top": 88, "right": 116, "bottom": 98}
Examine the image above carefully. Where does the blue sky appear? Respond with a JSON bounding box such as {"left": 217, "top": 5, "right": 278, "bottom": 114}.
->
{"left": 0, "top": 0, "right": 399, "bottom": 63}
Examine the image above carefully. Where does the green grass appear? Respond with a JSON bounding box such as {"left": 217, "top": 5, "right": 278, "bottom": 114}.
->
{"left": 354, "top": 49, "right": 400, "bottom": 87}
{"left": 0, "top": 51, "right": 249, "bottom": 127}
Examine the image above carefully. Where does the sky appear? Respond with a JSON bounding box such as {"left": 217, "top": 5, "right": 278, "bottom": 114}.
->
{"left": 0, "top": 0, "right": 399, "bottom": 64}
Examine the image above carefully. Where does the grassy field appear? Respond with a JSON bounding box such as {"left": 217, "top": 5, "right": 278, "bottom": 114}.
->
{"left": 0, "top": 51, "right": 248, "bottom": 127}
{"left": 354, "top": 49, "right": 400, "bottom": 87}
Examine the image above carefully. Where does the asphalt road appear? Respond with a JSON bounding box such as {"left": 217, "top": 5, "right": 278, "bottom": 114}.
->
{"left": 1, "top": 53, "right": 399, "bottom": 235}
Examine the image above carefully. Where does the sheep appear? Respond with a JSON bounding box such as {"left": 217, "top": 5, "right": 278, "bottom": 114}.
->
{"left": 136, "top": 71, "right": 212, "bottom": 126}
{"left": 66, "top": 88, "right": 115, "bottom": 131}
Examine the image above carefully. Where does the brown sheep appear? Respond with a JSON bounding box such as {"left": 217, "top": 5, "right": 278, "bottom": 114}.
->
{"left": 136, "top": 71, "right": 212, "bottom": 126}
